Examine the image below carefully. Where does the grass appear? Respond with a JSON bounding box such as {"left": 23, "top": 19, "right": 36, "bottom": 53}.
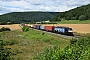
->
{"left": 55, "top": 20, "right": 90, "bottom": 24}
{"left": 23, "top": 28, "right": 70, "bottom": 46}
{"left": 0, "top": 29, "right": 71, "bottom": 60}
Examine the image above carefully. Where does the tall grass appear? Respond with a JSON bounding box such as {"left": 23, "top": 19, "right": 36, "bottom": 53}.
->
{"left": 0, "top": 29, "right": 70, "bottom": 60}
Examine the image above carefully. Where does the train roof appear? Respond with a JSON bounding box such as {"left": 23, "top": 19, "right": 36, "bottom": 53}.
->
{"left": 54, "top": 26, "right": 72, "bottom": 29}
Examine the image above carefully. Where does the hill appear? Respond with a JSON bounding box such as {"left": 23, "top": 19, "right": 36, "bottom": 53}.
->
{"left": 0, "top": 4, "right": 90, "bottom": 23}
{"left": 51, "top": 4, "right": 90, "bottom": 21}
{"left": 0, "top": 12, "right": 58, "bottom": 23}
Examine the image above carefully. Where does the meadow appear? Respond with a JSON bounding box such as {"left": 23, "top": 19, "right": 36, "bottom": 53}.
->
{"left": 0, "top": 28, "right": 70, "bottom": 60}
{"left": 56, "top": 20, "right": 90, "bottom": 24}
{"left": 0, "top": 20, "right": 90, "bottom": 60}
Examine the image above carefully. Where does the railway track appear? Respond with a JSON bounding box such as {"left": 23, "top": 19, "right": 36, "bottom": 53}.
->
{"left": 20, "top": 25, "right": 85, "bottom": 39}
{"left": 31, "top": 28, "right": 85, "bottom": 39}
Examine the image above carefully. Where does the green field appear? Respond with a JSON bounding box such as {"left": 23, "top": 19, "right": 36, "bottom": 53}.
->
{"left": 55, "top": 20, "right": 90, "bottom": 24}
{"left": 0, "top": 29, "right": 70, "bottom": 60}
{"left": 1, "top": 27, "right": 90, "bottom": 60}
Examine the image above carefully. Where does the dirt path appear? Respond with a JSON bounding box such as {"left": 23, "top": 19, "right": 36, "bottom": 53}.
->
{"left": 42, "top": 24, "right": 90, "bottom": 33}
{"left": 0, "top": 24, "right": 21, "bottom": 30}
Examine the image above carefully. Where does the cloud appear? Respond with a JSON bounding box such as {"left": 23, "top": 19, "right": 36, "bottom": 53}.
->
{"left": 0, "top": 0, "right": 90, "bottom": 15}
{"left": 1, "top": 0, "right": 21, "bottom": 2}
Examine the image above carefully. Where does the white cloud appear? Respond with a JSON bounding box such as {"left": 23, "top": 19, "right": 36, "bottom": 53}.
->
{"left": 0, "top": 0, "right": 90, "bottom": 15}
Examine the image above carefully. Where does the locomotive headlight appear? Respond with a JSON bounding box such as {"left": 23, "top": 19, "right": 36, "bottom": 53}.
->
{"left": 68, "top": 30, "right": 73, "bottom": 32}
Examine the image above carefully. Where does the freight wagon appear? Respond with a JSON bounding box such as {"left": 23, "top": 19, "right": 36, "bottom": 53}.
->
{"left": 30, "top": 24, "right": 34, "bottom": 28}
{"left": 40, "top": 26, "right": 46, "bottom": 30}
{"left": 45, "top": 26, "right": 54, "bottom": 32}
{"left": 34, "top": 25, "right": 36, "bottom": 29}
{"left": 36, "top": 25, "right": 41, "bottom": 29}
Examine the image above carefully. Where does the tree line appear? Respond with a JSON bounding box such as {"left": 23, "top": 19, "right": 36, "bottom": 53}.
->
{"left": 0, "top": 12, "right": 58, "bottom": 24}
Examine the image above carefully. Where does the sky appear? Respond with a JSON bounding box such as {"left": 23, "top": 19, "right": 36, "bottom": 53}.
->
{"left": 0, "top": 0, "right": 90, "bottom": 15}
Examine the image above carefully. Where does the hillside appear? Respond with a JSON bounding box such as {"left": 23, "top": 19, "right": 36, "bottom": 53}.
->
{"left": 0, "top": 4, "right": 90, "bottom": 23}
{"left": 0, "top": 12, "right": 58, "bottom": 23}
{"left": 51, "top": 4, "right": 90, "bottom": 21}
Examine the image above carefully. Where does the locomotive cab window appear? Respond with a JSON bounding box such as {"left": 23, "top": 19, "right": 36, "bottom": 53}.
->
{"left": 68, "top": 28, "right": 73, "bottom": 32}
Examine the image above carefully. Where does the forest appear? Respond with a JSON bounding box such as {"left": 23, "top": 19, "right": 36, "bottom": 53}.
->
{"left": 0, "top": 12, "right": 58, "bottom": 24}
{"left": 51, "top": 4, "right": 90, "bottom": 21}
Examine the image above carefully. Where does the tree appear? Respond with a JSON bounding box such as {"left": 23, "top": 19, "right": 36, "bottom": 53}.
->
{"left": 79, "top": 15, "right": 85, "bottom": 20}
{"left": 22, "top": 26, "right": 29, "bottom": 32}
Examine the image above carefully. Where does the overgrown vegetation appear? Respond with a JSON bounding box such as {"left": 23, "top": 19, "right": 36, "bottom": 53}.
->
{"left": 0, "top": 39, "right": 20, "bottom": 60}
{"left": 0, "top": 29, "right": 70, "bottom": 60}
{"left": 0, "top": 30, "right": 24, "bottom": 60}
{"left": 33, "top": 35, "right": 90, "bottom": 60}
{"left": 0, "top": 40, "right": 12, "bottom": 60}
{"left": 0, "top": 27, "right": 90, "bottom": 60}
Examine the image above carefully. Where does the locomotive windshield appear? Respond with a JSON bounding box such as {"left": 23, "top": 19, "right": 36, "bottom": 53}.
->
{"left": 68, "top": 28, "right": 73, "bottom": 32}
{"left": 68, "top": 28, "right": 72, "bottom": 30}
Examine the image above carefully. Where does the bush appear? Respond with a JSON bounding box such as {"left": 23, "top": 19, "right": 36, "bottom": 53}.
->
{"left": 70, "top": 38, "right": 77, "bottom": 44}
{"left": 33, "top": 37, "right": 90, "bottom": 60}
{"left": 33, "top": 46, "right": 62, "bottom": 60}
{"left": 22, "top": 26, "right": 29, "bottom": 32}
{"left": 0, "top": 27, "right": 11, "bottom": 32}
{"left": 0, "top": 40, "right": 11, "bottom": 60}
{"left": 4, "top": 28, "right": 11, "bottom": 31}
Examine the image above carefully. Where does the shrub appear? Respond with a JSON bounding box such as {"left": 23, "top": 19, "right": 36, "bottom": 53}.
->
{"left": 0, "top": 40, "right": 11, "bottom": 60}
{"left": 4, "top": 28, "right": 11, "bottom": 31}
{"left": 33, "top": 37, "right": 90, "bottom": 60}
{"left": 0, "top": 27, "right": 11, "bottom": 32}
{"left": 22, "top": 26, "right": 29, "bottom": 32}
{"left": 70, "top": 38, "right": 77, "bottom": 44}
{"left": 33, "top": 46, "right": 62, "bottom": 60}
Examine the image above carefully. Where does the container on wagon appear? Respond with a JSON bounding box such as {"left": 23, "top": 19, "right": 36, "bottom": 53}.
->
{"left": 45, "top": 26, "right": 54, "bottom": 32}
{"left": 30, "top": 24, "right": 34, "bottom": 28}
{"left": 36, "top": 25, "right": 41, "bottom": 29}
{"left": 34, "top": 25, "right": 36, "bottom": 29}
{"left": 27, "top": 24, "right": 30, "bottom": 27}
{"left": 40, "top": 26, "right": 46, "bottom": 30}
{"left": 25, "top": 24, "right": 28, "bottom": 26}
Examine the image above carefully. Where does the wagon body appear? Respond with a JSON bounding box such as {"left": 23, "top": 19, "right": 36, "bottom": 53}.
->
{"left": 40, "top": 26, "right": 46, "bottom": 30}
{"left": 34, "top": 25, "right": 36, "bottom": 29}
{"left": 36, "top": 25, "right": 41, "bottom": 29}
{"left": 45, "top": 26, "right": 54, "bottom": 32}
{"left": 30, "top": 24, "right": 34, "bottom": 28}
